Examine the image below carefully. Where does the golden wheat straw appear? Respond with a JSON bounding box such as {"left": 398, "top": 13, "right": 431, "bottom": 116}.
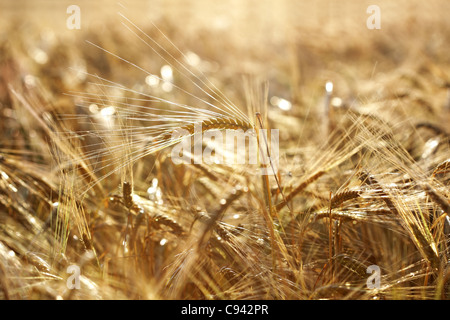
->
{"left": 152, "top": 214, "right": 185, "bottom": 236}
{"left": 122, "top": 181, "right": 133, "bottom": 209}
{"left": 334, "top": 254, "right": 368, "bottom": 279}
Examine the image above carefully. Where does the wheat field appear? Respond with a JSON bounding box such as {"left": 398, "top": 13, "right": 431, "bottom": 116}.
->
{"left": 0, "top": 0, "right": 449, "bottom": 300}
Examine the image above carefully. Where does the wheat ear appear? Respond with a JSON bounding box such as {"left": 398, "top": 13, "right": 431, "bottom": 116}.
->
{"left": 432, "top": 159, "right": 450, "bottom": 177}
{"left": 153, "top": 116, "right": 254, "bottom": 145}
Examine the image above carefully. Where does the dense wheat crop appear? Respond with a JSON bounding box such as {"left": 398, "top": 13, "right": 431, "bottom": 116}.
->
{"left": 0, "top": 0, "right": 449, "bottom": 300}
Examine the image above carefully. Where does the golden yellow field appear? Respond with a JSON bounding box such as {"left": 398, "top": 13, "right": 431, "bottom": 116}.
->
{"left": 0, "top": 0, "right": 449, "bottom": 300}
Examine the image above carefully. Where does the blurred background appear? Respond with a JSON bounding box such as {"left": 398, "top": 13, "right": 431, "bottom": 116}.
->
{"left": 1, "top": 0, "right": 448, "bottom": 106}
{"left": 1, "top": 0, "right": 449, "bottom": 148}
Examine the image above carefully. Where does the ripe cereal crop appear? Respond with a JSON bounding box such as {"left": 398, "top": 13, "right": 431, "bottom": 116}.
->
{"left": 0, "top": 0, "right": 449, "bottom": 300}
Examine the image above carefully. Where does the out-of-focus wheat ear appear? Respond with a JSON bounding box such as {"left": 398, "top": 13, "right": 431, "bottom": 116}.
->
{"left": 334, "top": 253, "right": 369, "bottom": 279}
{"left": 182, "top": 150, "right": 222, "bottom": 182}
{"left": 358, "top": 169, "right": 398, "bottom": 215}
{"left": 80, "top": 232, "right": 93, "bottom": 251}
{"left": 330, "top": 190, "right": 361, "bottom": 208}
{"left": 125, "top": 194, "right": 186, "bottom": 237}
{"left": 25, "top": 252, "right": 52, "bottom": 274}
{"left": 197, "top": 185, "right": 246, "bottom": 247}
{"left": 120, "top": 181, "right": 136, "bottom": 255}
{"left": 275, "top": 170, "right": 326, "bottom": 211}
{"left": 309, "top": 209, "right": 391, "bottom": 224}
{"left": 432, "top": 159, "right": 450, "bottom": 177}
{"left": 422, "top": 184, "right": 450, "bottom": 215}
{"left": 415, "top": 122, "right": 449, "bottom": 137}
